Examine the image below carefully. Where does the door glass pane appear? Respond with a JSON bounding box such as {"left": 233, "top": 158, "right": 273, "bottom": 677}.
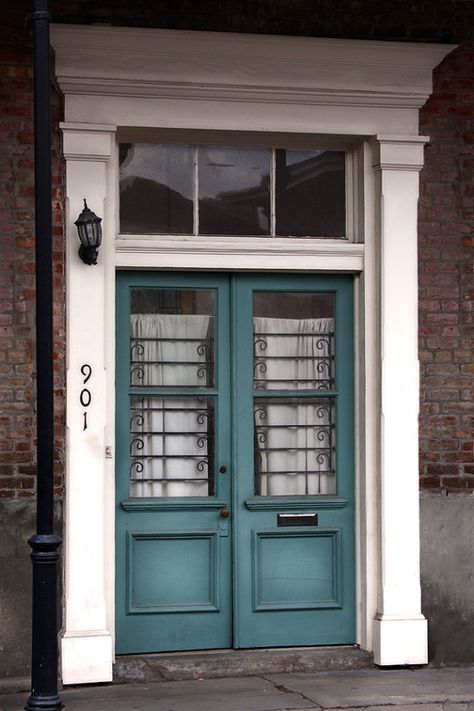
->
{"left": 130, "top": 396, "right": 215, "bottom": 497}
{"left": 275, "top": 149, "right": 346, "bottom": 237}
{"left": 199, "top": 146, "right": 270, "bottom": 235}
{"left": 129, "top": 287, "right": 216, "bottom": 498}
{"left": 130, "top": 289, "right": 215, "bottom": 388}
{"left": 254, "top": 397, "right": 335, "bottom": 496}
{"left": 253, "top": 291, "right": 335, "bottom": 390}
{"left": 119, "top": 143, "right": 194, "bottom": 234}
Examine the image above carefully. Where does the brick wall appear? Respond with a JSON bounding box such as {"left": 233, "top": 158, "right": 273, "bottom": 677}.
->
{"left": 0, "top": 6, "right": 65, "bottom": 501}
{"left": 419, "top": 46, "right": 474, "bottom": 493}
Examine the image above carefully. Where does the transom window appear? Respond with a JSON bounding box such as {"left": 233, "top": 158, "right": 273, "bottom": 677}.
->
{"left": 119, "top": 143, "right": 347, "bottom": 239}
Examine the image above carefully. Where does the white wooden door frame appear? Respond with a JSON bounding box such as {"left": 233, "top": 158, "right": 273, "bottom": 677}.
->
{"left": 51, "top": 24, "right": 454, "bottom": 684}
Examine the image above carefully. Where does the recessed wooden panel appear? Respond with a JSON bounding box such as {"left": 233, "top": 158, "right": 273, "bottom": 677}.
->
{"left": 252, "top": 529, "right": 341, "bottom": 611}
{"left": 127, "top": 531, "right": 219, "bottom": 613}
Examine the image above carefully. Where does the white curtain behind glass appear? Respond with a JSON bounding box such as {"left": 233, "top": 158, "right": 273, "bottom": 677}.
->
{"left": 129, "top": 314, "right": 335, "bottom": 498}
{"left": 130, "top": 313, "right": 211, "bottom": 497}
{"left": 254, "top": 317, "right": 335, "bottom": 496}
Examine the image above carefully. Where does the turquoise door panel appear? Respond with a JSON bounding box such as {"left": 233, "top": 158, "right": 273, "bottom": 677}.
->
{"left": 252, "top": 529, "right": 341, "bottom": 610}
{"left": 127, "top": 531, "right": 220, "bottom": 612}
{"left": 116, "top": 272, "right": 355, "bottom": 653}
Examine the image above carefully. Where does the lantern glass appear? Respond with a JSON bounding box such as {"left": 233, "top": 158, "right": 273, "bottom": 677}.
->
{"left": 75, "top": 200, "right": 103, "bottom": 264}
{"left": 78, "top": 221, "right": 101, "bottom": 248}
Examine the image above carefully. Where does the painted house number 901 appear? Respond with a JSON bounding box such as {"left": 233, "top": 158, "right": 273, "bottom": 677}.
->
{"left": 80, "top": 364, "right": 92, "bottom": 431}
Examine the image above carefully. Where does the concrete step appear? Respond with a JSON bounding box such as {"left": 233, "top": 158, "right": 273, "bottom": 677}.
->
{"left": 113, "top": 646, "right": 373, "bottom": 684}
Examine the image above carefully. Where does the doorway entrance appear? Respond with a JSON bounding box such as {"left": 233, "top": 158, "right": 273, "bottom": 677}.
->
{"left": 115, "top": 272, "right": 355, "bottom": 653}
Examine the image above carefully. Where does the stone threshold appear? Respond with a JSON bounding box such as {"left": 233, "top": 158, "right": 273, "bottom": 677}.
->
{"left": 113, "top": 645, "right": 373, "bottom": 684}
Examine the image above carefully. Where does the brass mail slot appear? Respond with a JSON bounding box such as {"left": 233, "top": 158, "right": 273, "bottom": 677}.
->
{"left": 277, "top": 513, "right": 318, "bottom": 527}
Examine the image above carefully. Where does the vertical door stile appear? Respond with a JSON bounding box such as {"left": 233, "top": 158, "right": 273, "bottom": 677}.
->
{"left": 230, "top": 273, "right": 239, "bottom": 643}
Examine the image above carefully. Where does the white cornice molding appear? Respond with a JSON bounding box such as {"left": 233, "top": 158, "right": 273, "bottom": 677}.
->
{"left": 50, "top": 25, "right": 455, "bottom": 110}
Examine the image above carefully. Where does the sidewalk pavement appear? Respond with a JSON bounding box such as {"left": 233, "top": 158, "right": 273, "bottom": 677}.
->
{"left": 1, "top": 667, "right": 473, "bottom": 711}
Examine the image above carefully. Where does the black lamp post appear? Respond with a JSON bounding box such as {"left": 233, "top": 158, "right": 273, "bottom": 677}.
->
{"left": 75, "top": 200, "right": 103, "bottom": 265}
{"left": 26, "top": 1, "right": 63, "bottom": 709}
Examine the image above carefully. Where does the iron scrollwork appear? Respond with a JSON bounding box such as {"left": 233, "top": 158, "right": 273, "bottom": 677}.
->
{"left": 129, "top": 337, "right": 214, "bottom": 387}
{"left": 252, "top": 331, "right": 335, "bottom": 390}
{"left": 253, "top": 397, "right": 336, "bottom": 494}
{"left": 128, "top": 396, "right": 214, "bottom": 496}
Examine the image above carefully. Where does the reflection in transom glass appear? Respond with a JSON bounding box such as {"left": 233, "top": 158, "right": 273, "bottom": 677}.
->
{"left": 129, "top": 396, "right": 215, "bottom": 497}
{"left": 253, "top": 291, "right": 335, "bottom": 391}
{"left": 130, "top": 289, "right": 215, "bottom": 389}
{"left": 119, "top": 143, "right": 194, "bottom": 234}
{"left": 254, "top": 398, "right": 335, "bottom": 496}
{"left": 199, "top": 145, "right": 270, "bottom": 235}
{"left": 275, "top": 149, "right": 346, "bottom": 237}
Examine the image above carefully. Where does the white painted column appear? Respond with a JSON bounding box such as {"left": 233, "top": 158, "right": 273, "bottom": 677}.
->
{"left": 372, "top": 135, "right": 428, "bottom": 665}
{"left": 61, "top": 123, "right": 117, "bottom": 684}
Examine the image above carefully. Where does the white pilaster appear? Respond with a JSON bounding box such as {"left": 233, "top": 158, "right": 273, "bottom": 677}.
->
{"left": 372, "top": 136, "right": 428, "bottom": 665}
{"left": 61, "top": 123, "right": 117, "bottom": 684}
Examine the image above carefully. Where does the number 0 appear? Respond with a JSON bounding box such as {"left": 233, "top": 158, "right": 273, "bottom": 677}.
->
{"left": 80, "top": 388, "right": 91, "bottom": 407}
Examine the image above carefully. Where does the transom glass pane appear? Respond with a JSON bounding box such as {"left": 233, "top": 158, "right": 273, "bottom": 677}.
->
{"left": 275, "top": 149, "right": 346, "bottom": 237}
{"left": 199, "top": 146, "right": 270, "bottom": 235}
{"left": 253, "top": 291, "right": 335, "bottom": 391}
{"left": 130, "top": 289, "right": 215, "bottom": 388}
{"left": 129, "top": 396, "right": 215, "bottom": 497}
{"left": 120, "top": 143, "right": 193, "bottom": 234}
{"left": 119, "top": 142, "right": 346, "bottom": 239}
{"left": 254, "top": 397, "right": 335, "bottom": 496}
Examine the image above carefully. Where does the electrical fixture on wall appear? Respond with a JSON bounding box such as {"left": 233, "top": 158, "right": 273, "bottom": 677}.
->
{"left": 75, "top": 199, "right": 102, "bottom": 264}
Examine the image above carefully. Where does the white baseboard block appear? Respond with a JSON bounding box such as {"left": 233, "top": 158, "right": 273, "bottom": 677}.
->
{"left": 373, "top": 615, "right": 428, "bottom": 666}
{"left": 61, "top": 631, "right": 113, "bottom": 685}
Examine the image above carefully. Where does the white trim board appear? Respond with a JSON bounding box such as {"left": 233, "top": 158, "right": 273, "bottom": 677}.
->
{"left": 115, "top": 240, "right": 364, "bottom": 272}
{"left": 51, "top": 25, "right": 453, "bottom": 684}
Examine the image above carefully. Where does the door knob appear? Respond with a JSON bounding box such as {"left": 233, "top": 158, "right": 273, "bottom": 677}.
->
{"left": 219, "top": 507, "right": 231, "bottom": 519}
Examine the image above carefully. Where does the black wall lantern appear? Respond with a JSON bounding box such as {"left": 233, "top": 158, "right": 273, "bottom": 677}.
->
{"left": 75, "top": 199, "right": 102, "bottom": 264}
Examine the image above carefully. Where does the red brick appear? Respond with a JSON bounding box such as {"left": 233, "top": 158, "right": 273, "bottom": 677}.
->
{"left": 426, "top": 464, "right": 460, "bottom": 476}
{"left": 418, "top": 45, "right": 474, "bottom": 493}
{"left": 440, "top": 476, "right": 474, "bottom": 489}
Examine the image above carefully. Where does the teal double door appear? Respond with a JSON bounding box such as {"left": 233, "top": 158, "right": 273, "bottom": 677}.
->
{"left": 116, "top": 272, "right": 355, "bottom": 653}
